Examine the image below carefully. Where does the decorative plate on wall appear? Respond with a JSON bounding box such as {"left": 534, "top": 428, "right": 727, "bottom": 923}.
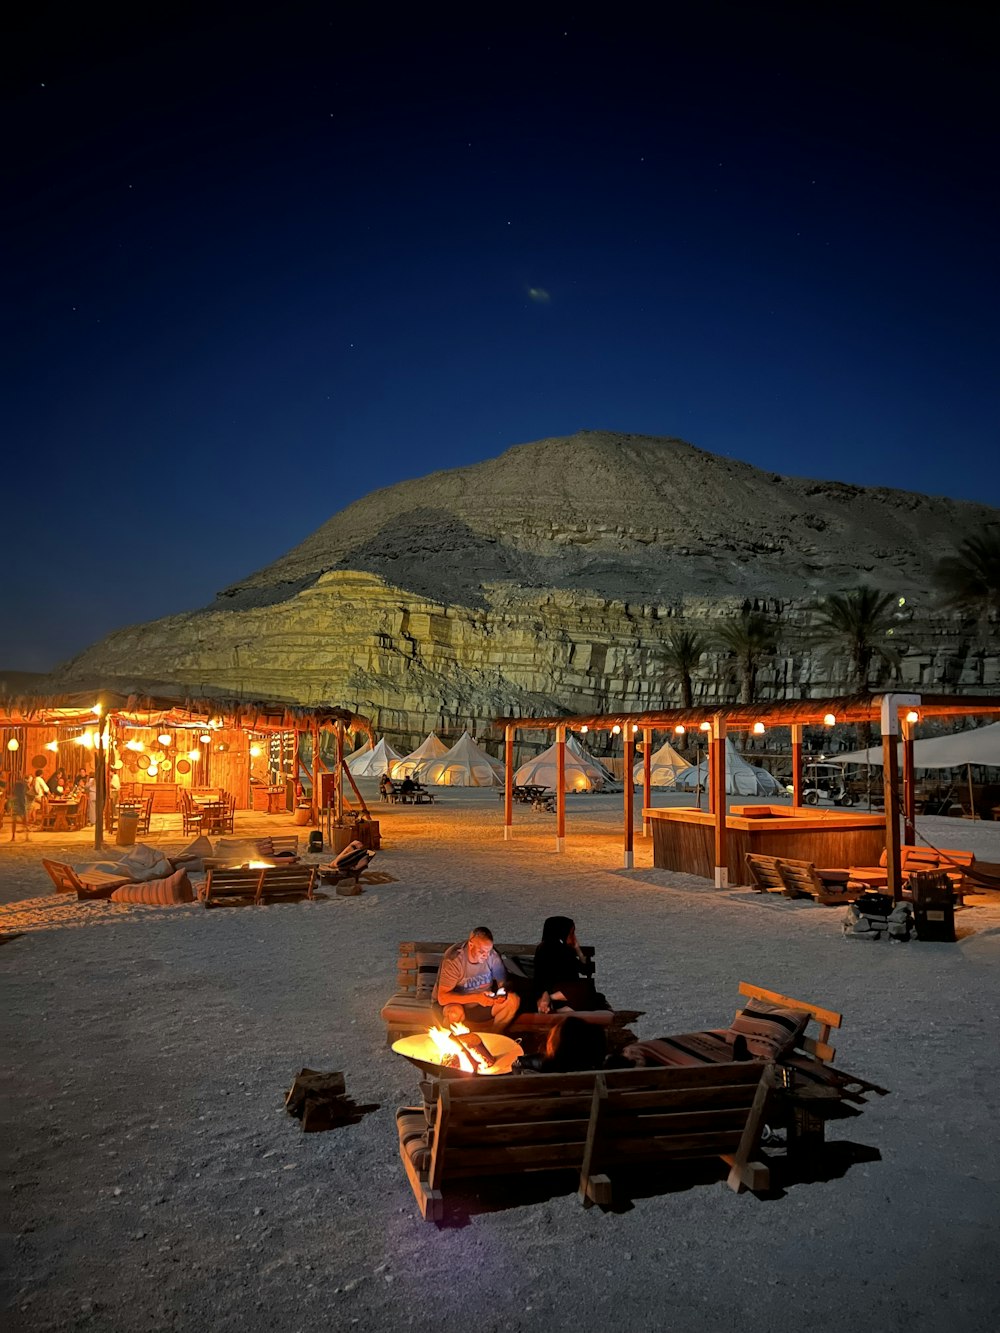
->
{"left": 137, "top": 754, "right": 151, "bottom": 771}
{"left": 31, "top": 754, "right": 47, "bottom": 770}
{"left": 175, "top": 759, "right": 191, "bottom": 775}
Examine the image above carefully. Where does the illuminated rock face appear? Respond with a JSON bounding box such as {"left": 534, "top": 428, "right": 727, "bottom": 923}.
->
{"left": 59, "top": 432, "right": 998, "bottom": 740}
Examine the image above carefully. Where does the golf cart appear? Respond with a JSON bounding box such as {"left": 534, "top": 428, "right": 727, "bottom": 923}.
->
{"left": 801, "top": 762, "right": 855, "bottom": 807}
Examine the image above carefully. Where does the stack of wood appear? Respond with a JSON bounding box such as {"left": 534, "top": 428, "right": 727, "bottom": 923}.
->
{"left": 284, "top": 1068, "right": 378, "bottom": 1132}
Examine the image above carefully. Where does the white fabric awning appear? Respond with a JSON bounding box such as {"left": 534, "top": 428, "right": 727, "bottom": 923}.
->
{"left": 837, "top": 722, "right": 1000, "bottom": 769}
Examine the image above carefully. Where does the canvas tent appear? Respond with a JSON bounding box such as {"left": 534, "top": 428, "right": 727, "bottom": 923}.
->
{"left": 836, "top": 722, "right": 1000, "bottom": 769}
{"left": 567, "top": 734, "right": 620, "bottom": 789}
{"left": 414, "top": 731, "right": 505, "bottom": 786}
{"left": 393, "top": 732, "right": 449, "bottom": 778}
{"left": 632, "top": 738, "right": 690, "bottom": 787}
{"left": 673, "top": 737, "right": 784, "bottom": 796}
{"left": 346, "top": 736, "right": 402, "bottom": 776}
{"left": 516, "top": 736, "right": 609, "bottom": 793}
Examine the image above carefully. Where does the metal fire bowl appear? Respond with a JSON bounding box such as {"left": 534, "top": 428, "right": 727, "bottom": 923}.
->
{"left": 391, "top": 1031, "right": 523, "bottom": 1079}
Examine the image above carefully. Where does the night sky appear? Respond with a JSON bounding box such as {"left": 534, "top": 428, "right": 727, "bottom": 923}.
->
{"left": 5, "top": 3, "right": 998, "bottom": 672}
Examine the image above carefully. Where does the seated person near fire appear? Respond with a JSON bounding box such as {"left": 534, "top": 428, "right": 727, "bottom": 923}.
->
{"left": 534, "top": 915, "right": 610, "bottom": 1014}
{"left": 433, "top": 926, "right": 520, "bottom": 1032}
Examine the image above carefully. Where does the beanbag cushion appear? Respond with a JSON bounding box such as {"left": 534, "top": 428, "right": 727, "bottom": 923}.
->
{"left": 728, "top": 999, "right": 809, "bottom": 1061}
{"left": 110, "top": 869, "right": 195, "bottom": 906}
{"left": 117, "top": 843, "right": 174, "bottom": 882}
{"left": 173, "top": 835, "right": 214, "bottom": 870}
{"left": 213, "top": 838, "right": 259, "bottom": 864}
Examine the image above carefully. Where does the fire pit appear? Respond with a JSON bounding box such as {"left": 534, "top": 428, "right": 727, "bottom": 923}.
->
{"left": 392, "top": 1026, "right": 523, "bottom": 1078}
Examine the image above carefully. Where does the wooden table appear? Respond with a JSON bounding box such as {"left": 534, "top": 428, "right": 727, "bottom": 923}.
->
{"left": 42, "top": 799, "right": 86, "bottom": 833}
{"left": 193, "top": 799, "right": 227, "bottom": 834}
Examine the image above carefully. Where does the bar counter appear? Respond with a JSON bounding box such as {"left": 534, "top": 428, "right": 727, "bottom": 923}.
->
{"left": 642, "top": 804, "right": 886, "bottom": 882}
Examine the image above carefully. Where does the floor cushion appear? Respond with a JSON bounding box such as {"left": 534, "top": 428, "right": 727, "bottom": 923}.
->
{"left": 110, "top": 869, "right": 195, "bottom": 906}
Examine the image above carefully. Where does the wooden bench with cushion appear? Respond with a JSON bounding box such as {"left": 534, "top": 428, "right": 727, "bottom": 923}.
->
{"left": 381, "top": 940, "right": 634, "bottom": 1046}
{"left": 848, "top": 847, "right": 974, "bottom": 904}
{"left": 623, "top": 982, "right": 887, "bottom": 1158}
{"left": 745, "top": 853, "right": 852, "bottom": 904}
{"left": 200, "top": 864, "right": 317, "bottom": 907}
{"left": 397, "top": 1059, "right": 774, "bottom": 1220}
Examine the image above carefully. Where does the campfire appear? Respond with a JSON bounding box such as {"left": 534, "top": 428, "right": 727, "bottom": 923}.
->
{"left": 392, "top": 1024, "right": 522, "bottom": 1077}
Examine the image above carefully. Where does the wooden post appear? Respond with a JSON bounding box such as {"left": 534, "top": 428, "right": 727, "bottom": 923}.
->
{"left": 791, "top": 723, "right": 803, "bottom": 807}
{"left": 883, "top": 729, "right": 902, "bottom": 902}
{"left": 94, "top": 713, "right": 108, "bottom": 852}
{"left": 555, "top": 724, "right": 566, "bottom": 853}
{"left": 623, "top": 726, "right": 635, "bottom": 868}
{"left": 711, "top": 714, "right": 728, "bottom": 887}
{"left": 503, "top": 724, "right": 514, "bottom": 841}
{"left": 642, "top": 726, "right": 652, "bottom": 836}
{"left": 311, "top": 723, "right": 321, "bottom": 823}
{"left": 705, "top": 731, "right": 713, "bottom": 814}
{"left": 335, "top": 722, "right": 345, "bottom": 825}
{"left": 901, "top": 718, "right": 916, "bottom": 845}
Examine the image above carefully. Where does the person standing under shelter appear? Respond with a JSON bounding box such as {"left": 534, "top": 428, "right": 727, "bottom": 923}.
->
{"left": 434, "top": 926, "right": 520, "bottom": 1032}
{"left": 8, "top": 772, "right": 31, "bottom": 841}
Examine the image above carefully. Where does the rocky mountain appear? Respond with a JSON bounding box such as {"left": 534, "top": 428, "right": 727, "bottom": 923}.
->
{"left": 54, "top": 432, "right": 998, "bottom": 742}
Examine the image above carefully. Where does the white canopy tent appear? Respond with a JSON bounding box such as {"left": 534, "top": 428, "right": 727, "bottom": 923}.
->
{"left": 516, "top": 736, "right": 609, "bottom": 793}
{"left": 414, "top": 731, "right": 505, "bottom": 786}
{"left": 837, "top": 722, "right": 1000, "bottom": 769}
{"left": 673, "top": 737, "right": 784, "bottom": 796}
{"left": 393, "top": 732, "right": 449, "bottom": 778}
{"left": 567, "top": 733, "right": 621, "bottom": 789}
{"left": 632, "top": 737, "right": 690, "bottom": 787}
{"left": 345, "top": 735, "right": 403, "bottom": 776}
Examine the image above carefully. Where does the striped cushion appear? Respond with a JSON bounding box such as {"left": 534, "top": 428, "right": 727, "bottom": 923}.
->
{"left": 110, "top": 870, "right": 195, "bottom": 906}
{"left": 623, "top": 1030, "right": 735, "bottom": 1068}
{"left": 414, "top": 952, "right": 444, "bottom": 997}
{"left": 396, "top": 1107, "right": 432, "bottom": 1174}
{"left": 256, "top": 837, "right": 274, "bottom": 857}
{"left": 729, "top": 1000, "right": 809, "bottom": 1060}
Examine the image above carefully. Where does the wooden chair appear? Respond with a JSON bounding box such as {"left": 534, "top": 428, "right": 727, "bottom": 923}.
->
{"left": 397, "top": 1060, "right": 773, "bottom": 1221}
{"left": 136, "top": 796, "right": 154, "bottom": 836}
{"left": 848, "top": 847, "right": 975, "bottom": 904}
{"left": 744, "top": 853, "right": 786, "bottom": 893}
{"left": 775, "top": 859, "right": 853, "bottom": 904}
{"left": 216, "top": 794, "right": 235, "bottom": 834}
{"left": 200, "top": 863, "right": 317, "bottom": 907}
{"left": 41, "top": 858, "right": 133, "bottom": 901}
{"left": 180, "top": 790, "right": 204, "bottom": 835}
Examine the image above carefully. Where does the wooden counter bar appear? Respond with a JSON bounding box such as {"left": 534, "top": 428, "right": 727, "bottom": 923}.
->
{"left": 642, "top": 804, "right": 886, "bottom": 883}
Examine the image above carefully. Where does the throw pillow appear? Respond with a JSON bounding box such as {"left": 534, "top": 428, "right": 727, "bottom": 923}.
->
{"left": 728, "top": 999, "right": 809, "bottom": 1061}
{"left": 110, "top": 869, "right": 195, "bottom": 906}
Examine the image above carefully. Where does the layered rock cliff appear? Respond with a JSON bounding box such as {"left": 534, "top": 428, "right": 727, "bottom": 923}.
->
{"left": 56, "top": 432, "right": 999, "bottom": 743}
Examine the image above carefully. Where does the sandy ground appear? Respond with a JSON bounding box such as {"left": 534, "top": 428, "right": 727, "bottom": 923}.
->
{"left": 3, "top": 786, "right": 1000, "bottom": 1333}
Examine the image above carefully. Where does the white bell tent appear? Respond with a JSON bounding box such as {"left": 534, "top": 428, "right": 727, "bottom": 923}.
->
{"left": 632, "top": 737, "right": 690, "bottom": 787}
{"left": 345, "top": 736, "right": 403, "bottom": 776}
{"left": 393, "top": 732, "right": 450, "bottom": 778}
{"left": 414, "top": 731, "right": 505, "bottom": 786}
{"left": 515, "top": 735, "right": 609, "bottom": 793}
{"left": 673, "top": 737, "right": 784, "bottom": 796}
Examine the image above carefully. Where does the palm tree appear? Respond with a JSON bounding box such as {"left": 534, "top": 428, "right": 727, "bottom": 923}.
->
{"left": 660, "top": 628, "right": 706, "bottom": 709}
{"left": 714, "top": 613, "right": 776, "bottom": 705}
{"left": 810, "top": 586, "right": 901, "bottom": 691}
{"left": 935, "top": 527, "right": 1000, "bottom": 625}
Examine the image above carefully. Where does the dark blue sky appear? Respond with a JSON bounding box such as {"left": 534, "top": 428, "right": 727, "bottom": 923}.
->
{"left": 4, "top": 3, "right": 998, "bottom": 671}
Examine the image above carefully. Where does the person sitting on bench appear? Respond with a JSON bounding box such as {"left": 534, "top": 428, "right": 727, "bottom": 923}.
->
{"left": 534, "top": 915, "right": 610, "bottom": 1014}
{"left": 434, "top": 926, "right": 520, "bottom": 1032}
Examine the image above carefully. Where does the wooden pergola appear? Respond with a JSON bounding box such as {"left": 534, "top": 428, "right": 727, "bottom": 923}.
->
{"left": 0, "top": 690, "right": 373, "bottom": 851}
{"left": 497, "top": 692, "right": 1000, "bottom": 899}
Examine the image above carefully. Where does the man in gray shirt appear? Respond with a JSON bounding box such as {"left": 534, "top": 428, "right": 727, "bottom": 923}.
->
{"left": 434, "top": 926, "right": 520, "bottom": 1032}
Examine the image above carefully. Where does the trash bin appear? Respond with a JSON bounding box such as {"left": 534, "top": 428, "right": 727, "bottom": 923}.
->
{"left": 332, "top": 825, "right": 356, "bottom": 855}
{"left": 293, "top": 804, "right": 312, "bottom": 827}
{"left": 116, "top": 808, "right": 139, "bottom": 847}
{"left": 355, "top": 818, "right": 380, "bottom": 851}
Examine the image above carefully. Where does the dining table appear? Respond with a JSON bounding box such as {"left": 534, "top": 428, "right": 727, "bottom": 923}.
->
{"left": 42, "top": 798, "right": 85, "bottom": 833}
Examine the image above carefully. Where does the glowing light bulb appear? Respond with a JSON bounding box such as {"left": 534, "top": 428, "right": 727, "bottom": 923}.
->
{"left": 905, "top": 710, "right": 919, "bottom": 724}
{"left": 92, "top": 703, "right": 102, "bottom": 716}
{"left": 6, "top": 738, "right": 18, "bottom": 751}
{"left": 158, "top": 734, "right": 171, "bottom": 746}
{"left": 199, "top": 734, "right": 211, "bottom": 744}
{"left": 189, "top": 749, "right": 201, "bottom": 763}
{"left": 611, "top": 725, "right": 621, "bottom": 735}
{"left": 579, "top": 725, "right": 588, "bottom": 734}
{"left": 45, "top": 740, "right": 58, "bottom": 752}
{"left": 674, "top": 724, "right": 685, "bottom": 735}
{"left": 752, "top": 722, "right": 766, "bottom": 735}
{"left": 699, "top": 722, "right": 711, "bottom": 732}
{"left": 823, "top": 713, "right": 836, "bottom": 727}
{"left": 250, "top": 745, "right": 262, "bottom": 758}
{"left": 631, "top": 724, "right": 639, "bottom": 733}
{"left": 147, "top": 764, "right": 158, "bottom": 776}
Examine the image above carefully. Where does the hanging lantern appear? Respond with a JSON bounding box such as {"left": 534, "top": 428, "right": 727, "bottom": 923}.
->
{"left": 6, "top": 738, "right": 18, "bottom": 751}
{"left": 158, "top": 734, "right": 172, "bottom": 746}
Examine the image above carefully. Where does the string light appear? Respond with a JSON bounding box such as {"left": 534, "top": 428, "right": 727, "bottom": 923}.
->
{"left": 674, "top": 724, "right": 685, "bottom": 735}
{"left": 752, "top": 722, "right": 766, "bottom": 735}
{"left": 6, "top": 738, "right": 18, "bottom": 751}
{"left": 611, "top": 725, "right": 621, "bottom": 735}
{"left": 699, "top": 722, "right": 711, "bottom": 732}
{"left": 905, "top": 710, "right": 919, "bottom": 724}
{"left": 158, "top": 734, "right": 171, "bottom": 746}
{"left": 199, "top": 734, "right": 211, "bottom": 744}
{"left": 823, "top": 713, "right": 836, "bottom": 726}
{"left": 579, "top": 725, "right": 588, "bottom": 734}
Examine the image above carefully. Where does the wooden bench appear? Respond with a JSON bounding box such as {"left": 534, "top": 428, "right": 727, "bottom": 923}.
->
{"left": 745, "top": 853, "right": 852, "bottom": 904}
{"left": 256, "top": 835, "right": 300, "bottom": 860}
{"left": 200, "top": 864, "right": 317, "bottom": 907}
{"left": 42, "top": 858, "right": 133, "bottom": 902}
{"left": 623, "top": 982, "right": 886, "bottom": 1159}
{"left": 397, "top": 1060, "right": 774, "bottom": 1220}
{"left": 848, "top": 847, "right": 974, "bottom": 903}
{"left": 381, "top": 940, "right": 636, "bottom": 1047}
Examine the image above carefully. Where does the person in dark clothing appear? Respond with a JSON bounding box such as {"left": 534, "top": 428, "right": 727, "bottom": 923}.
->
{"left": 515, "top": 1017, "right": 607, "bottom": 1073}
{"left": 534, "top": 915, "right": 610, "bottom": 1014}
